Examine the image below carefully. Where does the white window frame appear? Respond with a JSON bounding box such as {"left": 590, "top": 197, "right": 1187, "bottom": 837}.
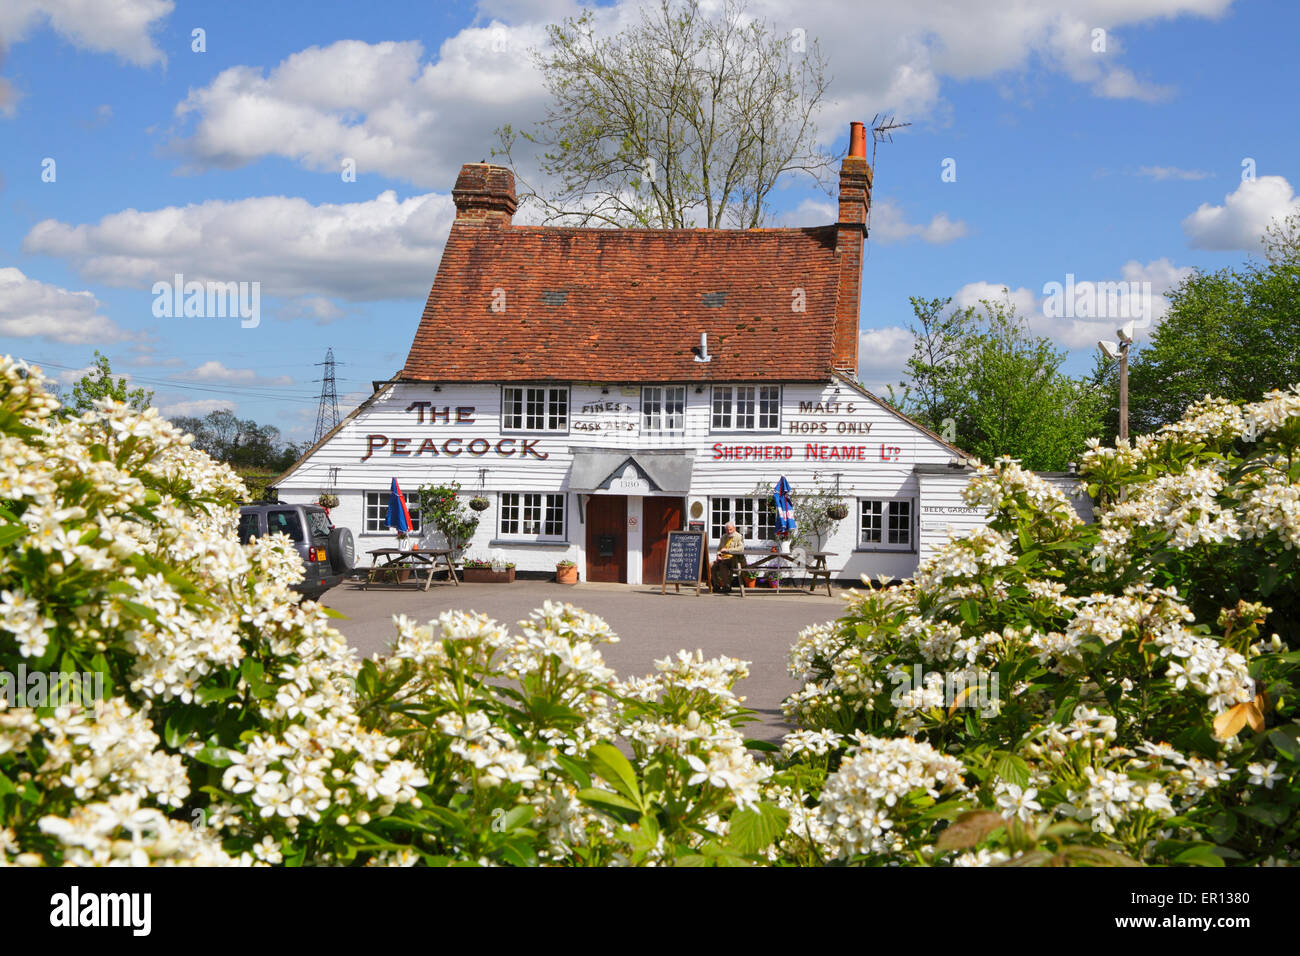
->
{"left": 710, "top": 385, "right": 780, "bottom": 432}
{"left": 364, "top": 491, "right": 422, "bottom": 534}
{"left": 709, "top": 496, "right": 776, "bottom": 545}
{"left": 858, "top": 498, "right": 913, "bottom": 551}
{"left": 498, "top": 492, "right": 567, "bottom": 541}
{"left": 502, "top": 386, "right": 569, "bottom": 433}
{"left": 642, "top": 385, "right": 686, "bottom": 434}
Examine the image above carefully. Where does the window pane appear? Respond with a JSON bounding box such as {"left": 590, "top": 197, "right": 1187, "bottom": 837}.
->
{"left": 710, "top": 498, "right": 729, "bottom": 540}
{"left": 238, "top": 513, "right": 260, "bottom": 543}
{"left": 666, "top": 387, "right": 685, "bottom": 431}
{"left": 544, "top": 494, "right": 564, "bottom": 536}
{"left": 861, "top": 500, "right": 883, "bottom": 544}
{"left": 503, "top": 388, "right": 522, "bottom": 430}
{"left": 888, "top": 501, "right": 911, "bottom": 546}
{"left": 712, "top": 387, "right": 732, "bottom": 429}
{"left": 759, "top": 386, "right": 780, "bottom": 429}
{"left": 735, "top": 387, "right": 755, "bottom": 429}
{"left": 642, "top": 387, "right": 660, "bottom": 431}
{"left": 268, "top": 510, "right": 304, "bottom": 542}
{"left": 500, "top": 493, "right": 519, "bottom": 535}
{"left": 548, "top": 389, "right": 567, "bottom": 430}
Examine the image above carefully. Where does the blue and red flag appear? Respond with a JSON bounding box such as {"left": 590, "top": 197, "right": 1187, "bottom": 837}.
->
{"left": 386, "top": 477, "right": 412, "bottom": 534}
{"left": 774, "top": 476, "right": 796, "bottom": 535}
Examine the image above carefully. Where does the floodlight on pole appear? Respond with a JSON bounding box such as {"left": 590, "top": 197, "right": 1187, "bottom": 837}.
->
{"left": 1098, "top": 337, "right": 1131, "bottom": 441}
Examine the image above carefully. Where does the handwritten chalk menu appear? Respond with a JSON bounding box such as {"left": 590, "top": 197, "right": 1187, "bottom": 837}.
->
{"left": 663, "top": 530, "right": 709, "bottom": 594}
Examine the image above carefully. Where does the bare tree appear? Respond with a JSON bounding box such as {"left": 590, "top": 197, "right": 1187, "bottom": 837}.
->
{"left": 496, "top": 0, "right": 834, "bottom": 229}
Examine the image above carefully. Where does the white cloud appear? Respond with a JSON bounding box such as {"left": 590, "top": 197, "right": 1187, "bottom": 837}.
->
{"left": 22, "top": 190, "right": 457, "bottom": 302}
{"left": 1182, "top": 175, "right": 1300, "bottom": 251}
{"left": 953, "top": 281, "right": 1039, "bottom": 316}
{"left": 954, "top": 260, "right": 1194, "bottom": 350}
{"left": 280, "top": 296, "right": 348, "bottom": 324}
{"left": 1139, "top": 165, "right": 1211, "bottom": 181}
{"left": 185, "top": 361, "right": 293, "bottom": 387}
{"left": 0, "top": 266, "right": 134, "bottom": 345}
{"left": 157, "top": 398, "right": 233, "bottom": 418}
{"left": 171, "top": 28, "right": 550, "bottom": 188}
{"left": 0, "top": 0, "right": 172, "bottom": 68}
{"left": 164, "top": 2, "right": 1235, "bottom": 189}
{"left": 856, "top": 325, "right": 914, "bottom": 393}
{"left": 870, "top": 199, "right": 969, "bottom": 244}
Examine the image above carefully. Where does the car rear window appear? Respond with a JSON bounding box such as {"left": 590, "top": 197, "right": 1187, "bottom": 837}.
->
{"left": 238, "top": 513, "right": 261, "bottom": 544}
{"left": 305, "top": 511, "right": 332, "bottom": 540}
{"left": 267, "top": 510, "right": 305, "bottom": 543}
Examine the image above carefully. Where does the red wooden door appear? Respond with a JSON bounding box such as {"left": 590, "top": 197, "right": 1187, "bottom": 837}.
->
{"left": 642, "top": 497, "right": 684, "bottom": 585}
{"left": 585, "top": 496, "right": 627, "bottom": 583}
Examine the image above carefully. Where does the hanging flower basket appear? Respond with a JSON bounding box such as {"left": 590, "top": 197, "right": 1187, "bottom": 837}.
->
{"left": 317, "top": 493, "right": 340, "bottom": 509}
{"left": 469, "top": 496, "right": 491, "bottom": 512}
{"left": 826, "top": 503, "right": 849, "bottom": 521}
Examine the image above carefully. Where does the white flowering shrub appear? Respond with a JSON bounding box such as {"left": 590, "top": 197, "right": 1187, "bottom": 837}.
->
{"left": 5, "top": 353, "right": 1297, "bottom": 867}
{"left": 0, "top": 359, "right": 788, "bottom": 866}
{"left": 782, "top": 387, "right": 1300, "bottom": 866}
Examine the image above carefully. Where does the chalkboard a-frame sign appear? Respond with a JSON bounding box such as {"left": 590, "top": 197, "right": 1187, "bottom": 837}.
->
{"left": 662, "top": 530, "right": 710, "bottom": 595}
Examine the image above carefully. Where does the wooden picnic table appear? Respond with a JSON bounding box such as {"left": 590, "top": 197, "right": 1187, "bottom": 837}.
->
{"left": 717, "top": 547, "right": 836, "bottom": 596}
{"left": 361, "top": 548, "right": 459, "bottom": 591}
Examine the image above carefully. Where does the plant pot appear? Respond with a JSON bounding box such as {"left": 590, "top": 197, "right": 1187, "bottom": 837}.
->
{"left": 744, "top": 577, "right": 756, "bottom": 588}
{"left": 826, "top": 505, "right": 849, "bottom": 520}
{"left": 462, "top": 567, "right": 515, "bottom": 584}
{"left": 556, "top": 565, "right": 578, "bottom": 585}
{"left": 469, "top": 498, "right": 490, "bottom": 512}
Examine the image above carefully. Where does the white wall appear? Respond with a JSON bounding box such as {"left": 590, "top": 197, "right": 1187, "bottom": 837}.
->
{"left": 278, "top": 380, "right": 964, "bottom": 579}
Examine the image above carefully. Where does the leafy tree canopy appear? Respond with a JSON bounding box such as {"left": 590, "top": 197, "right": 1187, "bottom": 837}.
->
{"left": 496, "top": 0, "right": 834, "bottom": 228}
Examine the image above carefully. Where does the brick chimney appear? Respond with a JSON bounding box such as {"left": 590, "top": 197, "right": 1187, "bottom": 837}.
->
{"left": 833, "top": 122, "right": 872, "bottom": 375}
{"left": 452, "top": 163, "right": 517, "bottom": 226}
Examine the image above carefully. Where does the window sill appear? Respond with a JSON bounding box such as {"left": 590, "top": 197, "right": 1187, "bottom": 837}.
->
{"left": 488, "top": 539, "right": 572, "bottom": 548}
{"left": 853, "top": 547, "right": 917, "bottom": 555}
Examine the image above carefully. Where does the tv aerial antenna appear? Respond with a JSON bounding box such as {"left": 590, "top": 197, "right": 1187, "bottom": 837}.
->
{"left": 865, "top": 114, "right": 912, "bottom": 237}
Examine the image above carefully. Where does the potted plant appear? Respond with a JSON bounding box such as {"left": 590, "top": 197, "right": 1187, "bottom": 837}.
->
{"left": 556, "top": 559, "right": 578, "bottom": 584}
{"left": 417, "top": 481, "right": 480, "bottom": 561}
{"left": 461, "top": 556, "right": 516, "bottom": 584}
{"left": 469, "top": 495, "right": 490, "bottom": 512}
{"left": 317, "top": 493, "right": 340, "bottom": 509}
{"left": 826, "top": 502, "right": 849, "bottom": 521}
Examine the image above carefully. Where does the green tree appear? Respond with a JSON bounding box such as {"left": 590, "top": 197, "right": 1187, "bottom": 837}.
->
{"left": 1127, "top": 260, "right": 1300, "bottom": 433}
{"left": 496, "top": 0, "right": 833, "bottom": 228}
{"left": 65, "top": 351, "right": 152, "bottom": 414}
{"left": 895, "top": 296, "right": 1106, "bottom": 471}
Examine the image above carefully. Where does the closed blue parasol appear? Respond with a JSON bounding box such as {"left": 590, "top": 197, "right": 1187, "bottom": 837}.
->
{"left": 386, "top": 477, "right": 412, "bottom": 535}
{"left": 774, "top": 476, "right": 796, "bottom": 535}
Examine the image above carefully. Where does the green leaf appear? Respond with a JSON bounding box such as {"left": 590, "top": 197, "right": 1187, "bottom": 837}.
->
{"left": 959, "top": 599, "right": 979, "bottom": 627}
{"left": 1267, "top": 724, "right": 1300, "bottom": 761}
{"left": 577, "top": 787, "right": 642, "bottom": 815}
{"left": 727, "top": 802, "right": 790, "bottom": 855}
{"left": 195, "top": 686, "right": 238, "bottom": 705}
{"left": 1173, "top": 844, "right": 1225, "bottom": 867}
{"left": 588, "top": 743, "right": 643, "bottom": 808}
{"left": 993, "top": 752, "right": 1031, "bottom": 788}
{"left": 0, "top": 525, "right": 24, "bottom": 548}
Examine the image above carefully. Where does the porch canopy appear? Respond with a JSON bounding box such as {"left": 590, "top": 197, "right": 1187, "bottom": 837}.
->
{"left": 568, "top": 449, "right": 695, "bottom": 496}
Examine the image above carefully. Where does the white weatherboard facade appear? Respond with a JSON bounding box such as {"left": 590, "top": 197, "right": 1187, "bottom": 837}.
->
{"left": 278, "top": 376, "right": 1090, "bottom": 584}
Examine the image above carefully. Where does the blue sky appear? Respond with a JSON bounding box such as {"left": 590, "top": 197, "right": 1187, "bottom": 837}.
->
{"left": 2, "top": 0, "right": 1296, "bottom": 442}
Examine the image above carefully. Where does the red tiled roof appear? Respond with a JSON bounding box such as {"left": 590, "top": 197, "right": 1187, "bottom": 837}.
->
{"left": 400, "top": 223, "right": 851, "bottom": 383}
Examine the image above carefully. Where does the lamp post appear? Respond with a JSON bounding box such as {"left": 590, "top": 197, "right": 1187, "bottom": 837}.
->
{"left": 1099, "top": 322, "right": 1135, "bottom": 441}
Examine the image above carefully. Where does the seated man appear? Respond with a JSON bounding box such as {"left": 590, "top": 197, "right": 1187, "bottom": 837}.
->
{"left": 712, "top": 522, "right": 746, "bottom": 594}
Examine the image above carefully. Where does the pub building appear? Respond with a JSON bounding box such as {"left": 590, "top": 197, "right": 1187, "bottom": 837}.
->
{"left": 274, "top": 122, "right": 1090, "bottom": 586}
